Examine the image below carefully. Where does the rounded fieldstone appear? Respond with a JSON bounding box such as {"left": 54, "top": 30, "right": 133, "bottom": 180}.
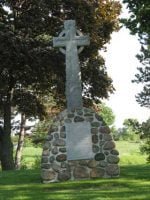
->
{"left": 99, "top": 161, "right": 107, "bottom": 167}
{"left": 85, "top": 117, "right": 94, "bottom": 122}
{"left": 88, "top": 160, "right": 99, "bottom": 168}
{"left": 67, "top": 113, "right": 75, "bottom": 118}
{"left": 59, "top": 147, "right": 66, "bottom": 153}
{"left": 76, "top": 110, "right": 83, "bottom": 115}
{"left": 58, "top": 170, "right": 71, "bottom": 181}
{"left": 53, "top": 139, "right": 66, "bottom": 146}
{"left": 99, "top": 126, "right": 111, "bottom": 134}
{"left": 99, "top": 134, "right": 103, "bottom": 140}
{"left": 73, "top": 166, "right": 89, "bottom": 178}
{"left": 90, "top": 168, "right": 105, "bottom": 178}
{"left": 49, "top": 125, "right": 58, "bottom": 133}
{"left": 111, "top": 149, "right": 119, "bottom": 155}
{"left": 56, "top": 154, "right": 67, "bottom": 162}
{"left": 60, "top": 132, "right": 66, "bottom": 138}
{"left": 42, "top": 150, "right": 49, "bottom": 156}
{"left": 46, "top": 134, "right": 53, "bottom": 141}
{"left": 70, "top": 109, "right": 75, "bottom": 113}
{"left": 107, "top": 155, "right": 119, "bottom": 164}
{"left": 103, "top": 141, "right": 115, "bottom": 150}
{"left": 95, "top": 114, "right": 103, "bottom": 121}
{"left": 91, "top": 128, "right": 98, "bottom": 134}
{"left": 43, "top": 142, "right": 51, "bottom": 150}
{"left": 84, "top": 113, "right": 93, "bottom": 117}
{"left": 99, "top": 141, "right": 105, "bottom": 146}
{"left": 91, "top": 122, "right": 100, "bottom": 127}
{"left": 74, "top": 116, "right": 84, "bottom": 122}
{"left": 106, "top": 164, "right": 120, "bottom": 176}
{"left": 104, "top": 151, "right": 109, "bottom": 155}
{"left": 69, "top": 160, "right": 79, "bottom": 167}
{"left": 95, "top": 153, "right": 105, "bottom": 161}
{"left": 92, "top": 145, "right": 99, "bottom": 153}
{"left": 65, "top": 118, "right": 72, "bottom": 123}
{"left": 52, "top": 163, "right": 61, "bottom": 172}
{"left": 42, "top": 156, "right": 48, "bottom": 163}
{"left": 41, "top": 169, "right": 56, "bottom": 180}
{"left": 92, "top": 134, "right": 98, "bottom": 144}
{"left": 41, "top": 163, "right": 51, "bottom": 169}
{"left": 60, "top": 126, "right": 65, "bottom": 132}
{"left": 103, "top": 134, "right": 112, "bottom": 141}
{"left": 49, "top": 156, "right": 55, "bottom": 163}
{"left": 54, "top": 133, "right": 59, "bottom": 139}
{"left": 79, "top": 160, "right": 88, "bottom": 166}
{"left": 61, "top": 162, "right": 70, "bottom": 169}
{"left": 52, "top": 147, "right": 59, "bottom": 155}
{"left": 84, "top": 108, "right": 92, "bottom": 113}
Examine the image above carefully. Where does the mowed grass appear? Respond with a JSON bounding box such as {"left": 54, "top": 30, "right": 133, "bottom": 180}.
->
{"left": 0, "top": 141, "right": 149, "bottom": 200}
{"left": 116, "top": 141, "right": 147, "bottom": 165}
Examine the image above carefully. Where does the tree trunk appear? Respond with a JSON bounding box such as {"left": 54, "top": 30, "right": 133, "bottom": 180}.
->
{"left": 0, "top": 88, "right": 14, "bottom": 170}
{"left": 15, "top": 113, "right": 26, "bottom": 170}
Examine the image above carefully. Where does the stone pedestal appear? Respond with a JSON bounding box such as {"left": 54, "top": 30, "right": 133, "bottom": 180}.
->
{"left": 41, "top": 108, "right": 120, "bottom": 183}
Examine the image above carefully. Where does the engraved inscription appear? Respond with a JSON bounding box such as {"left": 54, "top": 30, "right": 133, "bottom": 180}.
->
{"left": 65, "top": 122, "right": 94, "bottom": 160}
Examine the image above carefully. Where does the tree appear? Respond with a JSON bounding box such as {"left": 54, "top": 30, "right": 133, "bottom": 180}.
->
{"left": 122, "top": 0, "right": 150, "bottom": 108}
{"left": 123, "top": 118, "right": 141, "bottom": 134}
{"left": 97, "top": 103, "right": 115, "bottom": 126}
{"left": 121, "top": 118, "right": 141, "bottom": 141}
{"left": 13, "top": 90, "right": 46, "bottom": 169}
{"left": 140, "top": 118, "right": 150, "bottom": 162}
{"left": 0, "top": 0, "right": 121, "bottom": 170}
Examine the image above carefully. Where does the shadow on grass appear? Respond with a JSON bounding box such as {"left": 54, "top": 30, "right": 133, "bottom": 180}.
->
{"left": 0, "top": 164, "right": 149, "bottom": 185}
{"left": 0, "top": 165, "right": 149, "bottom": 200}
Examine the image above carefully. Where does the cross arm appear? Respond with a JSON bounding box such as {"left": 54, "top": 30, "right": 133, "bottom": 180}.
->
{"left": 76, "top": 35, "right": 90, "bottom": 46}
{"left": 53, "top": 37, "right": 67, "bottom": 47}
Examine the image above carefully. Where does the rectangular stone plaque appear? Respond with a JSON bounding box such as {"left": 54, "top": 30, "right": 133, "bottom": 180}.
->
{"left": 65, "top": 121, "right": 94, "bottom": 160}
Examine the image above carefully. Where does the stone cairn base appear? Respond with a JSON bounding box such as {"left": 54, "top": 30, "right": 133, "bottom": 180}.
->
{"left": 41, "top": 108, "right": 120, "bottom": 183}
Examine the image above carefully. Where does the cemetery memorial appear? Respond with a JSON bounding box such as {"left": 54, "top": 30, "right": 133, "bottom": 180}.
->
{"left": 41, "top": 20, "right": 120, "bottom": 183}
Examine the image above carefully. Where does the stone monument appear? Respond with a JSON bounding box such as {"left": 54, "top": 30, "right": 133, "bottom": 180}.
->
{"left": 41, "top": 20, "right": 120, "bottom": 183}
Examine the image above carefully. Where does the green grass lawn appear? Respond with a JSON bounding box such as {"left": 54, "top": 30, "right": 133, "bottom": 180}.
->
{"left": 0, "top": 141, "right": 149, "bottom": 200}
{"left": 116, "top": 141, "right": 147, "bottom": 165}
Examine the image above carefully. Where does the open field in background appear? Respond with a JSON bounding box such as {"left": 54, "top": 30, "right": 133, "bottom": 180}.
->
{"left": 116, "top": 141, "right": 147, "bottom": 165}
{"left": 22, "top": 141, "right": 147, "bottom": 168}
{"left": 0, "top": 141, "right": 149, "bottom": 200}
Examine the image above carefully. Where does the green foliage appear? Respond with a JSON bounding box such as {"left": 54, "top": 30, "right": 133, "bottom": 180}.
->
{"left": 32, "top": 118, "right": 53, "bottom": 147}
{"left": 0, "top": 0, "right": 121, "bottom": 169}
{"left": 0, "top": 0, "right": 122, "bottom": 108}
{"left": 21, "top": 146, "right": 42, "bottom": 169}
{"left": 112, "top": 119, "right": 142, "bottom": 142}
{"left": 120, "top": 118, "right": 141, "bottom": 141}
{"left": 119, "top": 128, "right": 138, "bottom": 141}
{"left": 123, "top": 118, "right": 142, "bottom": 134}
{"left": 31, "top": 156, "right": 41, "bottom": 170}
{"left": 140, "top": 118, "right": 150, "bottom": 162}
{"left": 98, "top": 103, "right": 115, "bottom": 126}
{"left": 140, "top": 140, "right": 150, "bottom": 163}
{"left": 24, "top": 137, "right": 34, "bottom": 148}
{"left": 141, "top": 118, "right": 150, "bottom": 138}
{"left": 122, "top": 0, "right": 150, "bottom": 108}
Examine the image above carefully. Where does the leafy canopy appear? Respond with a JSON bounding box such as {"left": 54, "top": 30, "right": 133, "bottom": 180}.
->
{"left": 0, "top": 0, "right": 121, "bottom": 109}
{"left": 122, "top": 0, "right": 150, "bottom": 108}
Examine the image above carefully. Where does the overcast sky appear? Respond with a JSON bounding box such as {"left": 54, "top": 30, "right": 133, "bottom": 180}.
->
{"left": 102, "top": 2, "right": 150, "bottom": 128}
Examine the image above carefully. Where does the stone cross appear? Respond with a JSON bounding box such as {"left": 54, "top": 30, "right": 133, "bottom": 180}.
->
{"left": 53, "top": 20, "right": 90, "bottom": 111}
